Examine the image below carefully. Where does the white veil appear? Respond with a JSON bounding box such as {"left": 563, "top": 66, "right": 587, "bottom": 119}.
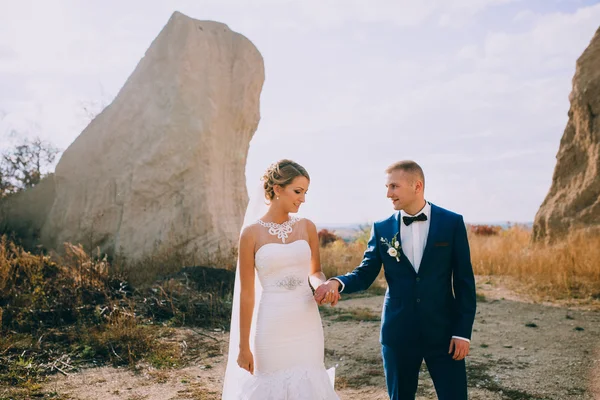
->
{"left": 221, "top": 180, "right": 268, "bottom": 399}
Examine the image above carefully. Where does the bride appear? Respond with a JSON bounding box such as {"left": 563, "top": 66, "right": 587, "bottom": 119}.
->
{"left": 221, "top": 159, "right": 340, "bottom": 400}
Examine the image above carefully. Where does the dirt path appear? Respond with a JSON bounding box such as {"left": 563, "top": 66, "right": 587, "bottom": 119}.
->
{"left": 42, "top": 289, "right": 600, "bottom": 400}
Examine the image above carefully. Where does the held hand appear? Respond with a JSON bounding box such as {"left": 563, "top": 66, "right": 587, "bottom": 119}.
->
{"left": 448, "top": 338, "right": 470, "bottom": 361}
{"left": 314, "top": 280, "right": 341, "bottom": 306}
{"left": 237, "top": 348, "right": 254, "bottom": 374}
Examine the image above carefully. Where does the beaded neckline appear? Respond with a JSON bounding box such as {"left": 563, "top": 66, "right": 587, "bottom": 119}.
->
{"left": 257, "top": 216, "right": 300, "bottom": 243}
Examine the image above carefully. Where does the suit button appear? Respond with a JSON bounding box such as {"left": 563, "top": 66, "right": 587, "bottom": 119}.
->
{"left": 416, "top": 298, "right": 421, "bottom": 303}
{"left": 416, "top": 277, "right": 421, "bottom": 282}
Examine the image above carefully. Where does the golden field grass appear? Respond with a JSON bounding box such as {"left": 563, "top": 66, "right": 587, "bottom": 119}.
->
{"left": 469, "top": 226, "right": 600, "bottom": 301}
{"left": 320, "top": 225, "right": 600, "bottom": 302}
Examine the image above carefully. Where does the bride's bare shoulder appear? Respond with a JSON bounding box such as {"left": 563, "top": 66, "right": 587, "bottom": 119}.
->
{"left": 300, "top": 217, "right": 317, "bottom": 232}
{"left": 240, "top": 223, "right": 261, "bottom": 241}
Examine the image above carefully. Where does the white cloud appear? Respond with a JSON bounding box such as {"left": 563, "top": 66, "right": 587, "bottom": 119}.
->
{"left": 480, "top": 4, "right": 600, "bottom": 74}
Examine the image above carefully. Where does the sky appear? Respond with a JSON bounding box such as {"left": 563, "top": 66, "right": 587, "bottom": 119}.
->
{"left": 1, "top": 0, "right": 599, "bottom": 225}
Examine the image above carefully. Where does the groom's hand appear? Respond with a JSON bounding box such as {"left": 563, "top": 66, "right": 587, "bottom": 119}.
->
{"left": 448, "top": 338, "right": 470, "bottom": 360}
{"left": 314, "top": 280, "right": 341, "bottom": 306}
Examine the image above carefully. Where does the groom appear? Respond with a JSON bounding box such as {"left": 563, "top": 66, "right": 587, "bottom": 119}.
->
{"left": 315, "top": 160, "right": 476, "bottom": 400}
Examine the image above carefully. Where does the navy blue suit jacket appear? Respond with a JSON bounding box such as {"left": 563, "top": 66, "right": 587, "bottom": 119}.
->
{"left": 336, "top": 204, "right": 477, "bottom": 348}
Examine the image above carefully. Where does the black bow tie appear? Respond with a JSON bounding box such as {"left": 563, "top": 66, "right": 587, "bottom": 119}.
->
{"left": 402, "top": 213, "right": 428, "bottom": 226}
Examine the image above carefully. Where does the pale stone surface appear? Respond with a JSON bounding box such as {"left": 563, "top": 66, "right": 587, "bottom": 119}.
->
{"left": 533, "top": 28, "right": 600, "bottom": 243}
{"left": 41, "top": 11, "right": 265, "bottom": 262}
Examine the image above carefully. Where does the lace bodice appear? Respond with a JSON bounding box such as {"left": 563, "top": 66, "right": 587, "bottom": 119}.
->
{"left": 252, "top": 217, "right": 312, "bottom": 293}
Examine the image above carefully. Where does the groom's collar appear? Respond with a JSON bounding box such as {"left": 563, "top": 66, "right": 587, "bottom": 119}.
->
{"left": 390, "top": 201, "right": 440, "bottom": 222}
{"left": 400, "top": 200, "right": 431, "bottom": 219}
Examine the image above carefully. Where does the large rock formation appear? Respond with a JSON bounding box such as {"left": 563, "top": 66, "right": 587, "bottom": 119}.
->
{"left": 41, "top": 12, "right": 264, "bottom": 263}
{"left": 533, "top": 27, "right": 600, "bottom": 243}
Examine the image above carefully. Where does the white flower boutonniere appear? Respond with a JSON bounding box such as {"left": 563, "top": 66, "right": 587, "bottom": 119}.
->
{"left": 381, "top": 233, "right": 401, "bottom": 262}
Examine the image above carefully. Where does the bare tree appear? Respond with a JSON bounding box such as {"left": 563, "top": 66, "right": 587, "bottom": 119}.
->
{"left": 0, "top": 167, "right": 16, "bottom": 196}
{"left": 0, "top": 137, "right": 61, "bottom": 197}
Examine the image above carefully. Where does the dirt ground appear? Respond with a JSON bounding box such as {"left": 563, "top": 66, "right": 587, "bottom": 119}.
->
{"left": 38, "top": 280, "right": 600, "bottom": 400}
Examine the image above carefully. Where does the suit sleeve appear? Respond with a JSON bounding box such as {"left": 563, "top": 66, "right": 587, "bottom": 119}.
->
{"left": 451, "top": 215, "right": 477, "bottom": 340}
{"left": 335, "top": 223, "right": 383, "bottom": 294}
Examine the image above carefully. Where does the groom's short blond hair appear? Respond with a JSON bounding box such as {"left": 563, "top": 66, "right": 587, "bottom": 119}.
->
{"left": 386, "top": 160, "right": 425, "bottom": 187}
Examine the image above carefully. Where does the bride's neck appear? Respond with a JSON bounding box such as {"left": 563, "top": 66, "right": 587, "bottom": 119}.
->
{"left": 263, "top": 206, "right": 290, "bottom": 224}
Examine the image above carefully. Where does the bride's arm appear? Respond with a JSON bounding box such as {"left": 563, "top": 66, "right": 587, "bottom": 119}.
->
{"left": 306, "top": 219, "right": 341, "bottom": 305}
{"left": 306, "top": 219, "right": 327, "bottom": 288}
{"left": 238, "top": 228, "right": 255, "bottom": 363}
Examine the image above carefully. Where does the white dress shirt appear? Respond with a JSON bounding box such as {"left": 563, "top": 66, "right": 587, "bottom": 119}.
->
{"left": 331, "top": 200, "right": 470, "bottom": 343}
{"left": 400, "top": 201, "right": 431, "bottom": 274}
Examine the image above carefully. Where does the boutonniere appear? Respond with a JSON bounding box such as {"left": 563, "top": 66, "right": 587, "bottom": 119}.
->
{"left": 381, "top": 233, "right": 401, "bottom": 261}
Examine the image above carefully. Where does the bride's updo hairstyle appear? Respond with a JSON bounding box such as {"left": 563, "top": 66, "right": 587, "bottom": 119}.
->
{"left": 262, "top": 160, "right": 310, "bottom": 202}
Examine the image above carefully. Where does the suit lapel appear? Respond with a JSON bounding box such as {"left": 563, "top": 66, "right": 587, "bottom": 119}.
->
{"left": 391, "top": 211, "right": 417, "bottom": 276}
{"left": 393, "top": 211, "right": 401, "bottom": 242}
{"left": 419, "top": 203, "right": 441, "bottom": 274}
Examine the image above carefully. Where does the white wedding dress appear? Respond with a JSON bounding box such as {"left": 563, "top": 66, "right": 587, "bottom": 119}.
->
{"left": 222, "top": 216, "right": 339, "bottom": 400}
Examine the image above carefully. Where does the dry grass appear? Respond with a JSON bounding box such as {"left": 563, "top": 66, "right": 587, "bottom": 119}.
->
{"left": 0, "top": 236, "right": 161, "bottom": 393}
{"left": 320, "top": 238, "right": 387, "bottom": 294}
{"left": 469, "top": 226, "right": 600, "bottom": 301}
{"left": 0, "top": 237, "right": 119, "bottom": 333}
{"left": 0, "top": 235, "right": 233, "bottom": 398}
{"left": 321, "top": 240, "right": 368, "bottom": 280}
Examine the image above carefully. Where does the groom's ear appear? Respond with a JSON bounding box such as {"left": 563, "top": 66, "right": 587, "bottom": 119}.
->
{"left": 415, "top": 179, "right": 424, "bottom": 193}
